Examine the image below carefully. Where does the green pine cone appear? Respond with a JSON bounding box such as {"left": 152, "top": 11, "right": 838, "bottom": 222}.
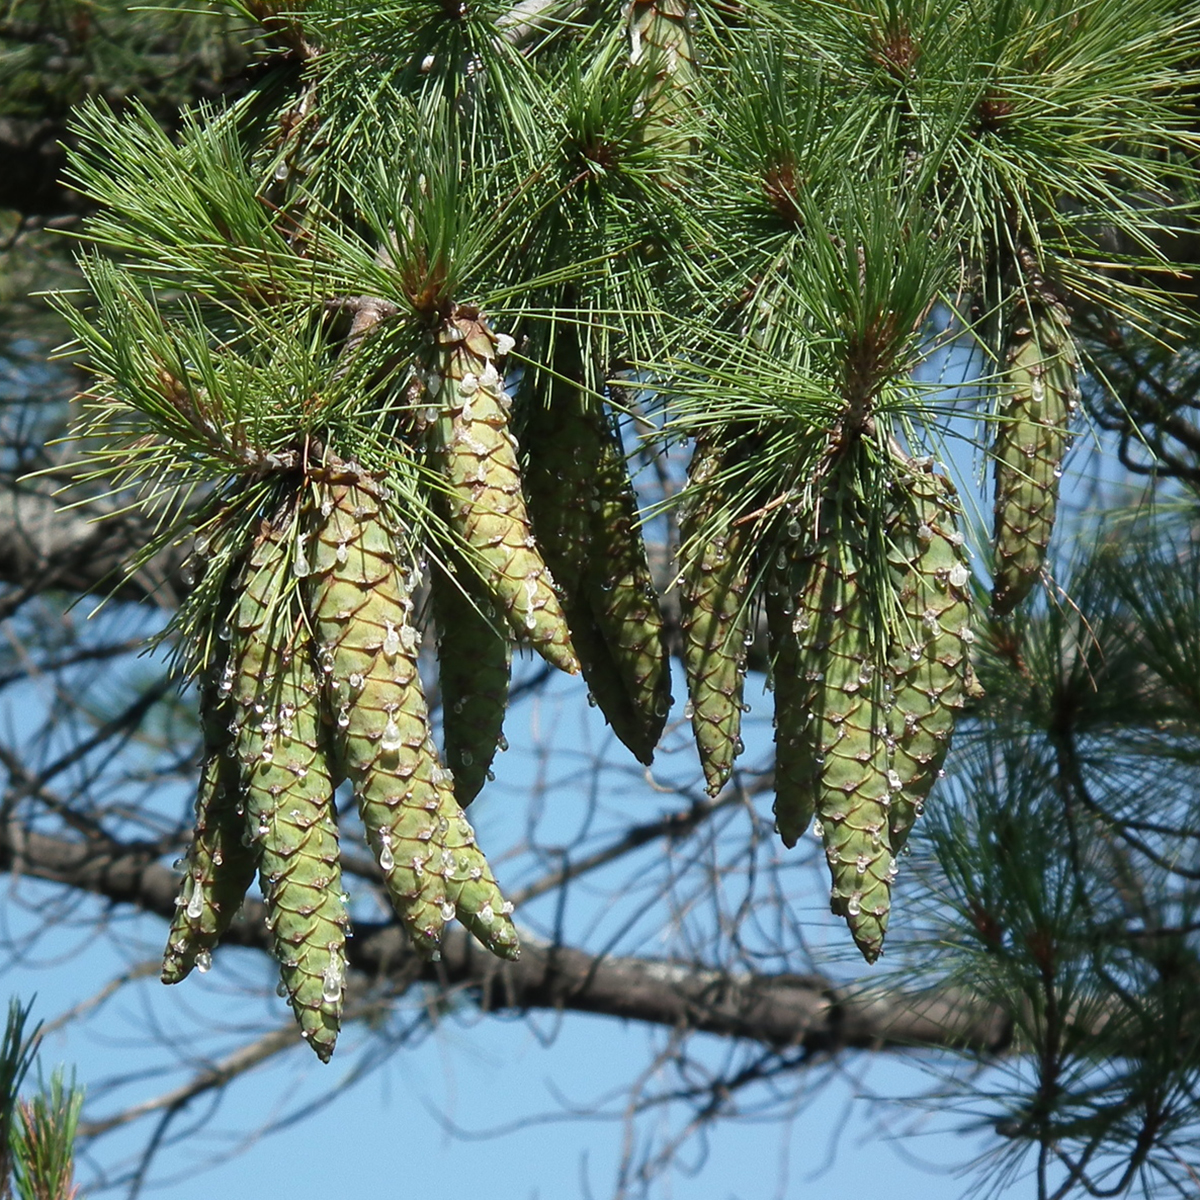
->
{"left": 305, "top": 470, "right": 519, "bottom": 962}
{"left": 764, "top": 555, "right": 816, "bottom": 849}
{"left": 680, "top": 440, "right": 752, "bottom": 796}
{"left": 432, "top": 563, "right": 511, "bottom": 807}
{"left": 885, "top": 463, "right": 977, "bottom": 855}
{"left": 523, "top": 358, "right": 660, "bottom": 763}
{"left": 521, "top": 341, "right": 598, "bottom": 605}
{"left": 161, "top": 659, "right": 260, "bottom": 985}
{"left": 437, "top": 796, "right": 520, "bottom": 959}
{"left": 774, "top": 508, "right": 895, "bottom": 964}
{"left": 583, "top": 407, "right": 671, "bottom": 760}
{"left": 991, "top": 292, "right": 1080, "bottom": 615}
{"left": 304, "top": 476, "right": 449, "bottom": 955}
{"left": 232, "top": 523, "right": 348, "bottom": 1062}
{"left": 430, "top": 309, "right": 579, "bottom": 676}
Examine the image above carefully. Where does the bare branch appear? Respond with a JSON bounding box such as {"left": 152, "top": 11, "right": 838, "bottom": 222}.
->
{"left": 0, "top": 483, "right": 185, "bottom": 607}
{"left": 0, "top": 819, "right": 1012, "bottom": 1058}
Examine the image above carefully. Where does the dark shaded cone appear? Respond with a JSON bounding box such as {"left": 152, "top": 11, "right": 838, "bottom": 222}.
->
{"left": 161, "top": 654, "right": 260, "bottom": 984}
{"left": 432, "top": 563, "right": 511, "bottom": 806}
{"left": 523, "top": 346, "right": 664, "bottom": 763}
{"left": 679, "top": 439, "right": 752, "bottom": 796}
{"left": 585, "top": 407, "right": 671, "bottom": 758}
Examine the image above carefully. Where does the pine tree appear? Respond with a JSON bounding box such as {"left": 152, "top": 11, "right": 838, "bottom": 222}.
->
{"left": 4, "top": 0, "right": 1199, "bottom": 1193}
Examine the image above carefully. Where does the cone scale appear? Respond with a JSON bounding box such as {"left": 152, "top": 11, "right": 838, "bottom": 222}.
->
{"left": 429, "top": 309, "right": 579, "bottom": 676}
{"left": 230, "top": 522, "right": 349, "bottom": 1062}
{"left": 991, "top": 289, "right": 1080, "bottom": 614}
{"left": 303, "top": 467, "right": 518, "bottom": 962}
{"left": 679, "top": 439, "right": 753, "bottom": 796}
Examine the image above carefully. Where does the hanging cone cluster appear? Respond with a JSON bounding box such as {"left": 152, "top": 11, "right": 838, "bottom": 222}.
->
{"left": 759, "top": 457, "right": 978, "bottom": 963}
{"left": 163, "top": 303, "right": 677, "bottom": 1053}
{"left": 991, "top": 285, "right": 1080, "bottom": 615}
{"left": 163, "top": 463, "right": 519, "bottom": 1062}
{"left": 678, "top": 438, "right": 753, "bottom": 796}
{"left": 524, "top": 340, "right": 670, "bottom": 765}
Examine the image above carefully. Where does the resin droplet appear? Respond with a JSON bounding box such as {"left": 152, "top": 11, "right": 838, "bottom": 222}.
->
{"left": 382, "top": 623, "right": 401, "bottom": 658}
{"left": 292, "top": 535, "right": 311, "bottom": 578}
{"left": 322, "top": 963, "right": 342, "bottom": 1004}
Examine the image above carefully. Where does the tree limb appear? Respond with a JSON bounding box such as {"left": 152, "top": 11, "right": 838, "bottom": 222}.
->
{"left": 0, "top": 483, "right": 185, "bottom": 607}
{"left": 0, "top": 819, "right": 1013, "bottom": 1058}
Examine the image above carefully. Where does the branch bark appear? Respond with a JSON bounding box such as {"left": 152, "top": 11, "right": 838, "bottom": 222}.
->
{"left": 0, "top": 483, "right": 185, "bottom": 606}
{"left": 0, "top": 818, "right": 1013, "bottom": 1058}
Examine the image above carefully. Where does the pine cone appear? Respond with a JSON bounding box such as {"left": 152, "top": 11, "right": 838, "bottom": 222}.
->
{"left": 161, "top": 654, "right": 259, "bottom": 985}
{"left": 585, "top": 406, "right": 671, "bottom": 758}
{"left": 232, "top": 522, "right": 348, "bottom": 1062}
{"left": 432, "top": 563, "right": 511, "bottom": 806}
{"left": 771, "top": 495, "right": 895, "bottom": 964}
{"left": 885, "top": 462, "right": 977, "bottom": 854}
{"left": 429, "top": 309, "right": 578, "bottom": 675}
{"left": 305, "top": 471, "right": 519, "bottom": 963}
{"left": 523, "top": 346, "right": 666, "bottom": 763}
{"left": 991, "top": 290, "right": 1079, "bottom": 614}
{"left": 679, "top": 439, "right": 753, "bottom": 796}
